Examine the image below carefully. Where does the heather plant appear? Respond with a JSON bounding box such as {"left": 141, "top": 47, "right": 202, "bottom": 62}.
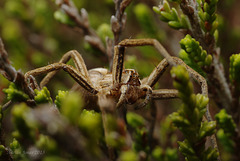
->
{"left": 0, "top": 0, "right": 240, "bottom": 161}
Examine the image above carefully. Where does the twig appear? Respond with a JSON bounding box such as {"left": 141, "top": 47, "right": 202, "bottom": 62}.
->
{"left": 179, "top": 1, "right": 224, "bottom": 160}
{"left": 109, "top": 0, "right": 133, "bottom": 70}
{"left": 180, "top": 0, "right": 232, "bottom": 111}
{"left": 0, "top": 102, "right": 13, "bottom": 161}
{"left": 2, "top": 100, "right": 13, "bottom": 112}
{"left": 231, "top": 82, "right": 240, "bottom": 124}
{"left": 98, "top": 95, "right": 117, "bottom": 161}
{"left": 55, "top": 0, "right": 106, "bottom": 55}
{"left": 0, "top": 38, "right": 17, "bottom": 82}
{"left": 30, "top": 105, "right": 108, "bottom": 161}
{"left": 0, "top": 147, "right": 13, "bottom": 161}
{"left": 111, "top": 0, "right": 133, "bottom": 45}
{"left": 0, "top": 37, "right": 35, "bottom": 99}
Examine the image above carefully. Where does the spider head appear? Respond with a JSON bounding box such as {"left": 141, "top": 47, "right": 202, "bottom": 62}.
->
{"left": 123, "top": 69, "right": 141, "bottom": 86}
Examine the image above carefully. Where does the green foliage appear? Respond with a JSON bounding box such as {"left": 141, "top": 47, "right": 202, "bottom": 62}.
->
{"left": 151, "top": 146, "right": 178, "bottom": 161}
{"left": 215, "top": 109, "right": 236, "bottom": 135}
{"left": 216, "top": 129, "right": 235, "bottom": 153}
{"left": 151, "top": 146, "right": 165, "bottom": 160}
{"left": 179, "top": 140, "right": 218, "bottom": 161}
{"left": 54, "top": 10, "right": 75, "bottom": 26}
{"left": 60, "top": 92, "right": 83, "bottom": 125}
{"left": 126, "top": 112, "right": 145, "bottom": 128}
{"left": 3, "top": 83, "right": 29, "bottom": 102}
{"left": 158, "top": 116, "right": 178, "bottom": 148}
{"left": 179, "top": 34, "right": 212, "bottom": 76}
{"left": 1, "top": 0, "right": 240, "bottom": 160}
{"left": 125, "top": 55, "right": 159, "bottom": 78}
{"left": 42, "top": 156, "right": 68, "bottom": 161}
{"left": 54, "top": 90, "right": 69, "bottom": 109}
{"left": 0, "top": 106, "right": 2, "bottom": 130}
{"left": 229, "top": 53, "right": 240, "bottom": 84}
{"left": 1, "top": 20, "right": 22, "bottom": 41}
{"left": 215, "top": 109, "right": 236, "bottom": 154}
{"left": 171, "top": 65, "right": 194, "bottom": 105}
{"left": 199, "top": 121, "right": 216, "bottom": 139}
{"left": 104, "top": 114, "right": 126, "bottom": 149}
{"left": 202, "top": 147, "right": 220, "bottom": 161}
{"left": 96, "top": 23, "right": 113, "bottom": 42}
{"left": 78, "top": 109, "right": 103, "bottom": 142}
{"left": 34, "top": 87, "right": 53, "bottom": 104}
{"left": 10, "top": 138, "right": 29, "bottom": 161}
{"left": 0, "top": 145, "right": 5, "bottom": 156}
{"left": 36, "top": 134, "right": 58, "bottom": 154}
{"left": 153, "top": 0, "right": 190, "bottom": 29}
{"left": 178, "top": 140, "right": 195, "bottom": 157}
{"left": 11, "top": 103, "right": 37, "bottom": 140}
{"left": 118, "top": 150, "right": 138, "bottom": 161}
{"left": 134, "top": 3, "right": 163, "bottom": 40}
{"left": 165, "top": 148, "right": 178, "bottom": 161}
{"left": 126, "top": 113, "right": 178, "bottom": 160}
{"left": 127, "top": 112, "right": 149, "bottom": 153}
{"left": 170, "top": 65, "right": 218, "bottom": 160}
{"left": 198, "top": 0, "right": 219, "bottom": 34}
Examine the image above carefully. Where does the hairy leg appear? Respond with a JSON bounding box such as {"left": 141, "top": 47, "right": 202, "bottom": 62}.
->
{"left": 116, "top": 85, "right": 128, "bottom": 108}
{"left": 135, "top": 85, "right": 152, "bottom": 109}
{"left": 116, "top": 39, "right": 210, "bottom": 119}
{"left": 40, "top": 50, "right": 91, "bottom": 88}
{"left": 152, "top": 89, "right": 178, "bottom": 99}
{"left": 112, "top": 46, "right": 125, "bottom": 84}
{"left": 25, "top": 63, "right": 98, "bottom": 94}
{"left": 114, "top": 38, "right": 218, "bottom": 153}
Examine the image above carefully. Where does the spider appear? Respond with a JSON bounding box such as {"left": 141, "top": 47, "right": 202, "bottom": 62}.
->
{"left": 25, "top": 39, "right": 209, "bottom": 112}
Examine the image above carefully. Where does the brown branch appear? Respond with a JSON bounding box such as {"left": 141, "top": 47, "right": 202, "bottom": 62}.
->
{"left": 180, "top": 0, "right": 232, "bottom": 111}
{"left": 0, "top": 38, "right": 17, "bottom": 82}
{"left": 55, "top": 0, "right": 106, "bottom": 55}
{"left": 111, "top": 0, "right": 133, "bottom": 45}
{"left": 0, "top": 37, "right": 35, "bottom": 100}
{"left": 0, "top": 147, "right": 13, "bottom": 161}
{"left": 230, "top": 82, "right": 240, "bottom": 124}
{"left": 109, "top": 0, "right": 133, "bottom": 69}
{"left": 30, "top": 105, "right": 109, "bottom": 161}
{"left": 0, "top": 103, "right": 13, "bottom": 161}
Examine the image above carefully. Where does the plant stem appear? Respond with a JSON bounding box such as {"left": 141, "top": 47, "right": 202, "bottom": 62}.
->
{"left": 180, "top": 0, "right": 232, "bottom": 111}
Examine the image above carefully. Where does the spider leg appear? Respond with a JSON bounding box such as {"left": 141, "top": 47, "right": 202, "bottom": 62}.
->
{"left": 40, "top": 50, "right": 90, "bottom": 88}
{"left": 112, "top": 46, "right": 125, "bottom": 84}
{"left": 25, "top": 63, "right": 98, "bottom": 94}
{"left": 117, "top": 39, "right": 209, "bottom": 119}
{"left": 145, "top": 58, "right": 169, "bottom": 87}
{"left": 118, "top": 39, "right": 176, "bottom": 66}
{"left": 146, "top": 57, "right": 210, "bottom": 120}
{"left": 135, "top": 85, "right": 152, "bottom": 109}
{"left": 116, "top": 38, "right": 218, "bottom": 153}
{"left": 116, "top": 85, "right": 128, "bottom": 108}
{"left": 152, "top": 89, "right": 178, "bottom": 99}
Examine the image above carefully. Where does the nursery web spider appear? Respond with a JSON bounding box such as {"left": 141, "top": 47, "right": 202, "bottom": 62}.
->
{"left": 25, "top": 39, "right": 210, "bottom": 117}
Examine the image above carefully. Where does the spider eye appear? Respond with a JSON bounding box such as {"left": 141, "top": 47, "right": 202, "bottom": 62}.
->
{"left": 143, "top": 88, "right": 147, "bottom": 91}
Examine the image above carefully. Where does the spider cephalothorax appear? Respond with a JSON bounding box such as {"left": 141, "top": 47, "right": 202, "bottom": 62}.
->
{"left": 119, "top": 69, "right": 146, "bottom": 103}
{"left": 80, "top": 67, "right": 151, "bottom": 108}
{"left": 25, "top": 39, "right": 208, "bottom": 110}
{"left": 111, "top": 69, "right": 152, "bottom": 108}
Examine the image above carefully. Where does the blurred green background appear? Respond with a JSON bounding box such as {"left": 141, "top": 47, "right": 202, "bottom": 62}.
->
{"left": 0, "top": 0, "right": 240, "bottom": 106}
{"left": 1, "top": 1, "right": 240, "bottom": 160}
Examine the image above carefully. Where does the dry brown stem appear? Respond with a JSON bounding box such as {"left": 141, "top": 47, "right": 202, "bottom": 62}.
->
{"left": 0, "top": 38, "right": 17, "bottom": 82}
{"left": 30, "top": 105, "right": 109, "bottom": 161}
{"left": 55, "top": 0, "right": 106, "bottom": 55}
{"left": 112, "top": 0, "right": 132, "bottom": 45}
{"left": 0, "top": 38, "right": 35, "bottom": 99}
{"left": 180, "top": 0, "right": 232, "bottom": 111}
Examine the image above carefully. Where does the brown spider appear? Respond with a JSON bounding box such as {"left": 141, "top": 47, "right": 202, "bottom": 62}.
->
{"left": 25, "top": 39, "right": 209, "bottom": 112}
